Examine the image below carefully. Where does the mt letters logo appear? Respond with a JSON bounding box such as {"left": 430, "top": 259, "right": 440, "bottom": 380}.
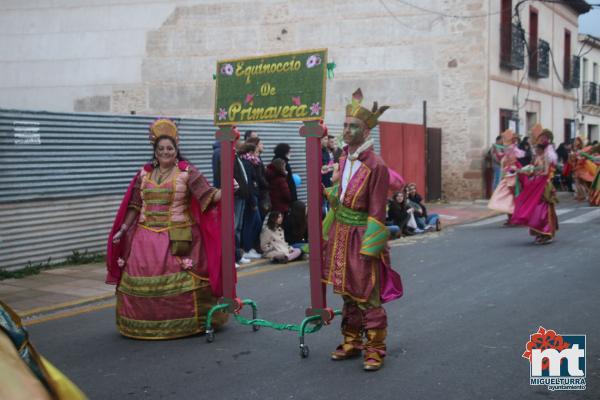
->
{"left": 522, "top": 326, "right": 586, "bottom": 391}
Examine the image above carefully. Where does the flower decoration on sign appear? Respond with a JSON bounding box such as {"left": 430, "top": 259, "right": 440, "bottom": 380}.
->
{"left": 310, "top": 102, "right": 321, "bottom": 116}
{"left": 245, "top": 93, "right": 255, "bottom": 105}
{"left": 218, "top": 107, "right": 228, "bottom": 121}
{"left": 220, "top": 63, "right": 234, "bottom": 76}
{"left": 117, "top": 257, "right": 125, "bottom": 268}
{"left": 291, "top": 96, "right": 302, "bottom": 106}
{"left": 306, "top": 54, "right": 322, "bottom": 69}
{"left": 181, "top": 258, "right": 194, "bottom": 270}
{"left": 522, "top": 326, "right": 570, "bottom": 370}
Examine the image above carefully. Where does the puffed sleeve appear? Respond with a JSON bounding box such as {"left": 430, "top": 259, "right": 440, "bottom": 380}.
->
{"left": 360, "top": 163, "right": 390, "bottom": 258}
{"left": 127, "top": 173, "right": 143, "bottom": 211}
{"left": 187, "top": 164, "right": 218, "bottom": 212}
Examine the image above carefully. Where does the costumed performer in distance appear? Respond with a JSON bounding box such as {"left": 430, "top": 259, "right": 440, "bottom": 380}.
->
{"left": 569, "top": 136, "right": 597, "bottom": 201}
{"left": 587, "top": 143, "right": 600, "bottom": 206}
{"left": 322, "top": 89, "right": 403, "bottom": 371}
{"left": 487, "top": 129, "right": 525, "bottom": 222}
{"left": 106, "top": 119, "right": 229, "bottom": 339}
{"left": 510, "top": 127, "right": 559, "bottom": 245}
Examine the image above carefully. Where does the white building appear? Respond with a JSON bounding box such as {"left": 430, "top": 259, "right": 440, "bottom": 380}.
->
{"left": 0, "top": 0, "right": 592, "bottom": 199}
{"left": 578, "top": 34, "right": 600, "bottom": 142}
{"left": 489, "top": 0, "right": 590, "bottom": 147}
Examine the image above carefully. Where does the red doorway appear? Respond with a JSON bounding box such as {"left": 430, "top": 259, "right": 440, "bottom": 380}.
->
{"left": 379, "top": 121, "right": 426, "bottom": 197}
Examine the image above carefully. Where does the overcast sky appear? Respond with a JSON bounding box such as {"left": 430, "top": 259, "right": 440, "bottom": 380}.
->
{"left": 579, "top": 7, "right": 600, "bottom": 37}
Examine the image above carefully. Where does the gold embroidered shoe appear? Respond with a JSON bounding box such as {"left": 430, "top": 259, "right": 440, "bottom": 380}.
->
{"left": 363, "top": 328, "right": 387, "bottom": 371}
{"left": 331, "top": 327, "right": 363, "bottom": 360}
{"left": 363, "top": 351, "right": 384, "bottom": 371}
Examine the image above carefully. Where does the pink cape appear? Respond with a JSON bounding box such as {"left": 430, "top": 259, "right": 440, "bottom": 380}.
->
{"left": 380, "top": 259, "right": 403, "bottom": 303}
{"left": 384, "top": 168, "right": 404, "bottom": 302}
{"left": 388, "top": 168, "right": 405, "bottom": 192}
{"left": 510, "top": 175, "right": 552, "bottom": 234}
{"left": 105, "top": 162, "right": 226, "bottom": 297}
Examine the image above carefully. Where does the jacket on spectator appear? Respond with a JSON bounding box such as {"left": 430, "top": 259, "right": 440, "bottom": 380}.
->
{"left": 408, "top": 193, "right": 428, "bottom": 219}
{"left": 211, "top": 141, "right": 221, "bottom": 188}
{"left": 387, "top": 200, "right": 409, "bottom": 227}
{"left": 260, "top": 225, "right": 293, "bottom": 260}
{"left": 266, "top": 163, "right": 292, "bottom": 213}
{"left": 283, "top": 200, "right": 308, "bottom": 244}
{"left": 272, "top": 155, "right": 297, "bottom": 202}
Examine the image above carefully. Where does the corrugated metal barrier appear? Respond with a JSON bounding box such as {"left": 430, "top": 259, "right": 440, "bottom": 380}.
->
{"left": 0, "top": 109, "right": 379, "bottom": 270}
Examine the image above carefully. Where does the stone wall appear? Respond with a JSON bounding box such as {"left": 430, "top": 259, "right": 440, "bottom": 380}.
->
{"left": 130, "top": 0, "right": 490, "bottom": 199}
{"left": 0, "top": 0, "right": 491, "bottom": 199}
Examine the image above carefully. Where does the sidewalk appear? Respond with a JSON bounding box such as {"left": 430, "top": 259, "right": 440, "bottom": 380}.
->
{"left": 428, "top": 200, "right": 500, "bottom": 227}
{"left": 0, "top": 201, "right": 500, "bottom": 322}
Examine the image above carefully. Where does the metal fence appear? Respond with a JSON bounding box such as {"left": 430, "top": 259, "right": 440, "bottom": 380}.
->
{"left": 0, "top": 109, "right": 379, "bottom": 270}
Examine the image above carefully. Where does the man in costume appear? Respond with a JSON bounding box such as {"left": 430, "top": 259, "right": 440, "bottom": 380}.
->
{"left": 322, "top": 89, "right": 403, "bottom": 371}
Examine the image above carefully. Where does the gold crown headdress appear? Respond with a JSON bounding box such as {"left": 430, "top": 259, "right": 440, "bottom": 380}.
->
{"left": 149, "top": 119, "right": 178, "bottom": 144}
{"left": 345, "top": 88, "right": 389, "bottom": 129}
{"left": 501, "top": 129, "right": 518, "bottom": 146}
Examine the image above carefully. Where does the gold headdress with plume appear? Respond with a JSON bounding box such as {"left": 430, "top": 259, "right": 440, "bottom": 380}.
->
{"left": 345, "top": 88, "right": 389, "bottom": 129}
{"left": 149, "top": 119, "right": 178, "bottom": 144}
{"left": 530, "top": 123, "right": 553, "bottom": 146}
{"left": 501, "top": 129, "right": 518, "bottom": 146}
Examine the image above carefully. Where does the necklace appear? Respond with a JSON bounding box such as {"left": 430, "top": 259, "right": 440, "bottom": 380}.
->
{"left": 155, "top": 165, "right": 174, "bottom": 184}
{"left": 347, "top": 138, "right": 373, "bottom": 161}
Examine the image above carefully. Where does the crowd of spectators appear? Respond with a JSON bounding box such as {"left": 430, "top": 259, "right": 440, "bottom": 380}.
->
{"left": 212, "top": 130, "right": 341, "bottom": 266}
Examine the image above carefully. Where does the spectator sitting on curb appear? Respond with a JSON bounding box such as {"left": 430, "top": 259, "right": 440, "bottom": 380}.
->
{"left": 260, "top": 211, "right": 302, "bottom": 263}
{"left": 406, "top": 183, "right": 440, "bottom": 232}
{"left": 386, "top": 190, "right": 415, "bottom": 238}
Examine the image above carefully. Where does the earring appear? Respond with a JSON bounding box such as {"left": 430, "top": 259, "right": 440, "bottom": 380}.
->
{"left": 152, "top": 158, "right": 158, "bottom": 168}
{"left": 175, "top": 158, "right": 179, "bottom": 164}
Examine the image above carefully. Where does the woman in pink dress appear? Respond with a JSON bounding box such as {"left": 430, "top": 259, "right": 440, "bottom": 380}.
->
{"left": 106, "top": 119, "right": 228, "bottom": 339}
{"left": 510, "top": 129, "right": 558, "bottom": 245}
{"left": 488, "top": 130, "right": 524, "bottom": 221}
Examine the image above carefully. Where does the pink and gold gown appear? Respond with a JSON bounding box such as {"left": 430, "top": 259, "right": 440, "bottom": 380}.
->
{"left": 107, "top": 163, "right": 227, "bottom": 339}
{"left": 510, "top": 153, "right": 558, "bottom": 239}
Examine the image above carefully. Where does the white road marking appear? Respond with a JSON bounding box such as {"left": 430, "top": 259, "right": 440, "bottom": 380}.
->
{"left": 461, "top": 208, "right": 575, "bottom": 227}
{"left": 562, "top": 208, "right": 600, "bottom": 224}
{"left": 437, "top": 214, "right": 458, "bottom": 220}
{"left": 556, "top": 208, "right": 574, "bottom": 216}
{"left": 461, "top": 215, "right": 507, "bottom": 227}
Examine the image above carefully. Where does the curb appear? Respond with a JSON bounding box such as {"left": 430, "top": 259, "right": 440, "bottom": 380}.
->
{"left": 18, "top": 211, "right": 501, "bottom": 322}
{"left": 18, "top": 257, "right": 281, "bottom": 322}
{"left": 19, "top": 293, "right": 115, "bottom": 318}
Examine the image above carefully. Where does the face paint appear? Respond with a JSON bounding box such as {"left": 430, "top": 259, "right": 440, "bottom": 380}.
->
{"left": 343, "top": 117, "right": 366, "bottom": 146}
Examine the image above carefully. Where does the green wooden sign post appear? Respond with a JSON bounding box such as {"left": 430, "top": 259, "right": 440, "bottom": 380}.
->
{"left": 208, "top": 49, "right": 339, "bottom": 357}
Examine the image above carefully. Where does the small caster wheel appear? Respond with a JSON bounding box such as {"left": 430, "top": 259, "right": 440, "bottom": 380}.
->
{"left": 252, "top": 324, "right": 260, "bottom": 332}
{"left": 300, "top": 345, "right": 309, "bottom": 358}
{"left": 206, "top": 330, "right": 215, "bottom": 343}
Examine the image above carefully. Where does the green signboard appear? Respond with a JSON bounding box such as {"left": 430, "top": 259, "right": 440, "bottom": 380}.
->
{"left": 214, "top": 49, "right": 327, "bottom": 125}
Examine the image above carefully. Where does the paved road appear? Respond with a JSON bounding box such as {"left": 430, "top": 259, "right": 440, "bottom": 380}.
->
{"left": 28, "top": 201, "right": 600, "bottom": 399}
